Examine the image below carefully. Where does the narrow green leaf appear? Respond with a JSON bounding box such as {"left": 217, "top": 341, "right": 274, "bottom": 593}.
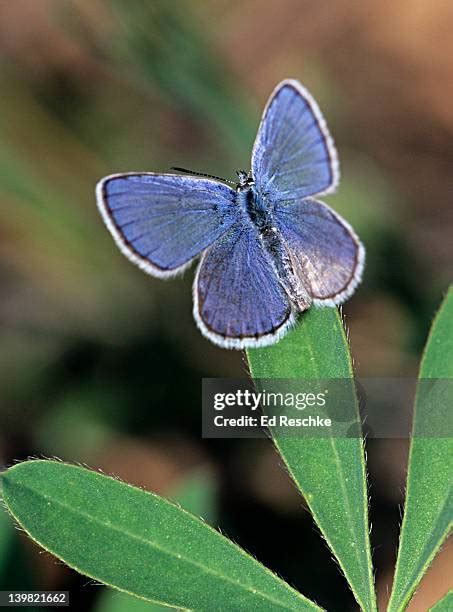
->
{"left": 388, "top": 288, "right": 453, "bottom": 612}
{"left": 246, "top": 308, "right": 376, "bottom": 612}
{"left": 1, "top": 460, "right": 321, "bottom": 611}
{"left": 430, "top": 590, "right": 453, "bottom": 611}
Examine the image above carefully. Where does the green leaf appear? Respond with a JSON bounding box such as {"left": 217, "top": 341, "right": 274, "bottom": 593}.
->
{"left": 96, "top": 468, "right": 217, "bottom": 612}
{"left": 246, "top": 308, "right": 376, "bottom": 612}
{"left": 1, "top": 460, "right": 321, "bottom": 611}
{"left": 430, "top": 590, "right": 453, "bottom": 611}
{"left": 388, "top": 287, "right": 453, "bottom": 612}
{"left": 0, "top": 505, "right": 35, "bottom": 594}
{"left": 0, "top": 507, "right": 14, "bottom": 579}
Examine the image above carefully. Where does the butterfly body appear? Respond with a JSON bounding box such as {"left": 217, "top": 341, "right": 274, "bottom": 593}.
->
{"left": 235, "top": 182, "right": 309, "bottom": 310}
{"left": 97, "top": 79, "right": 365, "bottom": 349}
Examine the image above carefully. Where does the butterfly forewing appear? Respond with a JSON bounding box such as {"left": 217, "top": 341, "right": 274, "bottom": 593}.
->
{"left": 97, "top": 173, "right": 238, "bottom": 277}
{"left": 252, "top": 80, "right": 339, "bottom": 202}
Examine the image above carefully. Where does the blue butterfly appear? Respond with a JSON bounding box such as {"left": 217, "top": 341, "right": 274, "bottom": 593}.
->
{"left": 96, "top": 79, "right": 364, "bottom": 349}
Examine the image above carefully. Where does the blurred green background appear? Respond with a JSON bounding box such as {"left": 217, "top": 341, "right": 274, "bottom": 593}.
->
{"left": 0, "top": 1, "right": 452, "bottom": 610}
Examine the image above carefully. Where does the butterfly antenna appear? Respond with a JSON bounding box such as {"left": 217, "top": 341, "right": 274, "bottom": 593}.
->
{"left": 170, "top": 167, "right": 236, "bottom": 185}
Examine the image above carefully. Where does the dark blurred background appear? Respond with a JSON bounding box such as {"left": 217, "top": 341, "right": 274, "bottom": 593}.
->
{"left": 0, "top": 1, "right": 451, "bottom": 611}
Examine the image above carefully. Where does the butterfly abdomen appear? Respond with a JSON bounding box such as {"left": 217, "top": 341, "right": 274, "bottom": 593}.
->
{"left": 261, "top": 227, "right": 311, "bottom": 313}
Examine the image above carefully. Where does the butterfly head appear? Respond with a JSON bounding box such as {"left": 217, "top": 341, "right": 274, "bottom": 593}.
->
{"left": 236, "top": 170, "right": 254, "bottom": 191}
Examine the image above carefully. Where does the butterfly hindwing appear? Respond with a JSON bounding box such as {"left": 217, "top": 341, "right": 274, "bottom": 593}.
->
{"left": 252, "top": 79, "right": 339, "bottom": 202}
{"left": 97, "top": 173, "right": 238, "bottom": 277}
{"left": 275, "top": 198, "right": 364, "bottom": 305}
{"left": 194, "top": 223, "right": 294, "bottom": 348}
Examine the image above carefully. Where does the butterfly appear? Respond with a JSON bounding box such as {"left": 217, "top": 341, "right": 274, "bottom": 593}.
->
{"left": 96, "top": 79, "right": 364, "bottom": 349}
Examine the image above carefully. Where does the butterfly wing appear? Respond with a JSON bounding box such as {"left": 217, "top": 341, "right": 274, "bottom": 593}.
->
{"left": 252, "top": 79, "right": 339, "bottom": 202}
{"left": 275, "top": 198, "right": 364, "bottom": 305}
{"left": 194, "top": 224, "right": 294, "bottom": 349}
{"left": 96, "top": 173, "right": 238, "bottom": 277}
